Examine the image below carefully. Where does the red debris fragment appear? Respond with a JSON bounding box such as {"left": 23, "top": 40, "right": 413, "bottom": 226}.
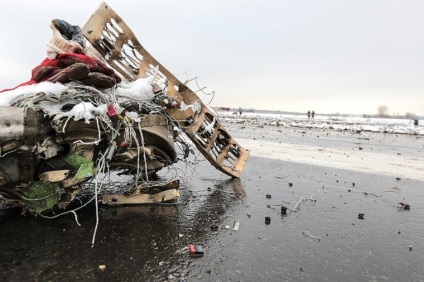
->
{"left": 107, "top": 104, "right": 118, "bottom": 117}
{"left": 189, "top": 244, "right": 204, "bottom": 257}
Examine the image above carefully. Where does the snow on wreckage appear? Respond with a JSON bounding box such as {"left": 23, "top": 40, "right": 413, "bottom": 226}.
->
{"left": 0, "top": 2, "right": 249, "bottom": 216}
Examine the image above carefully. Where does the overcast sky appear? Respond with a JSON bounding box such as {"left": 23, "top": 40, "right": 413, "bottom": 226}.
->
{"left": 1, "top": 1, "right": 423, "bottom": 115}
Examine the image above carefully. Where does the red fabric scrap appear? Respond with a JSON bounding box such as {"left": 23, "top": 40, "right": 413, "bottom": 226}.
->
{"left": 1, "top": 53, "right": 120, "bottom": 93}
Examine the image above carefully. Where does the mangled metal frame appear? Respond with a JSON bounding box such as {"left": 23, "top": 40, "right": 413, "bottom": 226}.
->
{"left": 0, "top": 2, "right": 249, "bottom": 213}
{"left": 82, "top": 2, "right": 250, "bottom": 178}
{"left": 0, "top": 89, "right": 180, "bottom": 211}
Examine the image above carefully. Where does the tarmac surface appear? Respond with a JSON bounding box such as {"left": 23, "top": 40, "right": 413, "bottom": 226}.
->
{"left": 1, "top": 123, "right": 423, "bottom": 281}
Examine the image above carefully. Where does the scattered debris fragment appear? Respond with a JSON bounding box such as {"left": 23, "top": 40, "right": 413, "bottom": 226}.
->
{"left": 265, "top": 216, "right": 271, "bottom": 225}
{"left": 321, "top": 183, "right": 380, "bottom": 197}
{"left": 399, "top": 199, "right": 411, "bottom": 210}
{"left": 189, "top": 244, "right": 205, "bottom": 257}
{"left": 275, "top": 175, "right": 289, "bottom": 180}
{"left": 304, "top": 192, "right": 315, "bottom": 201}
{"left": 290, "top": 197, "right": 303, "bottom": 211}
{"left": 281, "top": 206, "right": 288, "bottom": 215}
{"left": 99, "top": 265, "right": 106, "bottom": 270}
{"left": 358, "top": 213, "right": 365, "bottom": 220}
{"left": 266, "top": 194, "right": 272, "bottom": 199}
{"left": 303, "top": 231, "right": 321, "bottom": 241}
{"left": 232, "top": 220, "right": 240, "bottom": 231}
{"left": 409, "top": 245, "right": 413, "bottom": 251}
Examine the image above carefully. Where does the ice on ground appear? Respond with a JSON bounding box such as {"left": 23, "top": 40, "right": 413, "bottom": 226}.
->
{"left": 239, "top": 138, "right": 424, "bottom": 181}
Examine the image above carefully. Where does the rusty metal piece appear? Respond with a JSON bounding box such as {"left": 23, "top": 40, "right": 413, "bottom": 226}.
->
{"left": 82, "top": 3, "right": 249, "bottom": 177}
{"left": 101, "top": 204, "right": 178, "bottom": 219}
{"left": 0, "top": 139, "right": 24, "bottom": 156}
{"left": 101, "top": 179, "right": 180, "bottom": 205}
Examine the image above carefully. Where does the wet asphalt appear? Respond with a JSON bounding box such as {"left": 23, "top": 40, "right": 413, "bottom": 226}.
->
{"left": 1, "top": 124, "right": 423, "bottom": 281}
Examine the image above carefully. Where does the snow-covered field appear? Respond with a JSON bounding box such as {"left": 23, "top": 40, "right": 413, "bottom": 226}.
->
{"left": 218, "top": 110, "right": 424, "bottom": 181}
{"left": 217, "top": 111, "right": 424, "bottom": 135}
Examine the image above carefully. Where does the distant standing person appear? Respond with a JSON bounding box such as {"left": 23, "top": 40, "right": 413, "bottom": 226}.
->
{"left": 239, "top": 107, "right": 243, "bottom": 115}
{"left": 307, "top": 110, "right": 311, "bottom": 119}
{"left": 311, "top": 110, "right": 315, "bottom": 118}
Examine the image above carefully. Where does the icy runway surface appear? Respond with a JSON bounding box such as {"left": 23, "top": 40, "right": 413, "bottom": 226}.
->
{"left": 1, "top": 121, "right": 424, "bottom": 281}
{"left": 239, "top": 138, "right": 424, "bottom": 181}
{"left": 222, "top": 110, "right": 424, "bottom": 180}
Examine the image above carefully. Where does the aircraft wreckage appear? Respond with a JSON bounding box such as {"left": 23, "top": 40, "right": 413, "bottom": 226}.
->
{"left": 0, "top": 2, "right": 249, "bottom": 215}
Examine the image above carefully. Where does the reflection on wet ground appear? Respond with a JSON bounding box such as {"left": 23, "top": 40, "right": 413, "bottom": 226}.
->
{"left": 0, "top": 169, "right": 247, "bottom": 281}
{"left": 1, "top": 125, "right": 424, "bottom": 281}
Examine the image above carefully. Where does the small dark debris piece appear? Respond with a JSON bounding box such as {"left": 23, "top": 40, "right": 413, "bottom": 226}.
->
{"left": 359, "top": 147, "right": 363, "bottom": 150}
{"left": 399, "top": 201, "right": 411, "bottom": 210}
{"left": 352, "top": 183, "right": 355, "bottom": 187}
{"left": 265, "top": 216, "right": 271, "bottom": 225}
{"left": 348, "top": 189, "right": 351, "bottom": 192}
{"left": 211, "top": 225, "right": 219, "bottom": 231}
{"left": 266, "top": 194, "right": 272, "bottom": 199}
{"left": 358, "top": 213, "right": 365, "bottom": 220}
{"left": 299, "top": 267, "right": 304, "bottom": 272}
{"left": 207, "top": 187, "right": 212, "bottom": 191}
{"left": 289, "top": 183, "right": 293, "bottom": 187}
{"left": 396, "top": 177, "right": 401, "bottom": 181}
{"left": 281, "top": 206, "right": 287, "bottom": 215}
{"left": 185, "top": 116, "right": 194, "bottom": 126}
{"left": 409, "top": 245, "right": 413, "bottom": 251}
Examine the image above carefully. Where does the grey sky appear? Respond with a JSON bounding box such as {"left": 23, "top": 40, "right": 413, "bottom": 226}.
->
{"left": 1, "top": 0, "right": 423, "bottom": 115}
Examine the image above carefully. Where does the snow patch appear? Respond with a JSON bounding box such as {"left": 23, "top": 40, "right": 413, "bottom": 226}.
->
{"left": 0, "top": 82, "right": 68, "bottom": 106}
